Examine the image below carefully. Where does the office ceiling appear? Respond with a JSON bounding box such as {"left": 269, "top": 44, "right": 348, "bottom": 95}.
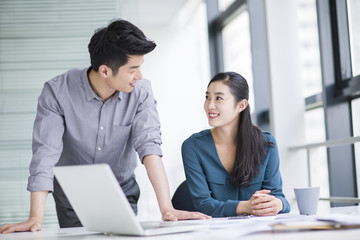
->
{"left": 118, "top": 0, "right": 190, "bottom": 27}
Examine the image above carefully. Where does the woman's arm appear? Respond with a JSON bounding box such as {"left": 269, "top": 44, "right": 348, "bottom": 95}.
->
{"left": 245, "top": 190, "right": 284, "bottom": 216}
{"left": 258, "top": 134, "right": 290, "bottom": 214}
{"left": 182, "top": 138, "right": 239, "bottom": 217}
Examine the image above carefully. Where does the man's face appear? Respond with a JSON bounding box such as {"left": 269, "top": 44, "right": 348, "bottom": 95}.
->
{"left": 105, "top": 55, "right": 144, "bottom": 93}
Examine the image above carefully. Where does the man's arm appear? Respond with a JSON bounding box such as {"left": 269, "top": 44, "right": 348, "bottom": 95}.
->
{"left": 143, "top": 155, "right": 210, "bottom": 221}
{"left": 0, "top": 191, "right": 48, "bottom": 234}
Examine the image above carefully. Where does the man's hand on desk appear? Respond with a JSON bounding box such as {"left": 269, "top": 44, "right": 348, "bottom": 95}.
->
{"left": 0, "top": 217, "right": 42, "bottom": 234}
{"left": 162, "top": 208, "right": 211, "bottom": 221}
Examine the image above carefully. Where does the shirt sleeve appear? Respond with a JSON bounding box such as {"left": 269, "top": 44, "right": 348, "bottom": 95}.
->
{"left": 262, "top": 134, "right": 290, "bottom": 213}
{"left": 27, "top": 81, "right": 65, "bottom": 192}
{"left": 182, "top": 138, "right": 239, "bottom": 217}
{"left": 131, "top": 79, "right": 162, "bottom": 162}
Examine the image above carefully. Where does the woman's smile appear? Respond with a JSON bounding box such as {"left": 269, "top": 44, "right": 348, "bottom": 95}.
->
{"left": 209, "top": 112, "right": 219, "bottom": 119}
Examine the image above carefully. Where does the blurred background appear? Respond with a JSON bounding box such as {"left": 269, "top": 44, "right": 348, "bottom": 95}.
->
{"left": 0, "top": 0, "right": 359, "bottom": 228}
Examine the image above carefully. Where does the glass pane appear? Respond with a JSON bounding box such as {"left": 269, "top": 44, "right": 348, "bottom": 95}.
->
{"left": 218, "top": 0, "right": 236, "bottom": 12}
{"left": 353, "top": 97, "right": 360, "bottom": 137}
{"left": 304, "top": 108, "right": 326, "bottom": 143}
{"left": 309, "top": 147, "right": 330, "bottom": 209}
{"left": 351, "top": 98, "right": 360, "bottom": 196}
{"left": 296, "top": 0, "right": 323, "bottom": 98}
{"left": 304, "top": 108, "right": 330, "bottom": 208}
{"left": 347, "top": 0, "right": 360, "bottom": 76}
{"left": 222, "top": 10, "right": 254, "bottom": 114}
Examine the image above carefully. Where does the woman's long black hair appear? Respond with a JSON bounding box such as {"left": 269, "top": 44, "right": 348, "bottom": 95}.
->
{"left": 208, "top": 72, "right": 273, "bottom": 188}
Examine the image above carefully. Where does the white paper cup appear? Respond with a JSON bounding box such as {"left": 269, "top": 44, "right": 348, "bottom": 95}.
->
{"left": 294, "top": 187, "right": 320, "bottom": 215}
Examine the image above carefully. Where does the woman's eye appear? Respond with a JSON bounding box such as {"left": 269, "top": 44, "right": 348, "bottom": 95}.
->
{"left": 216, "top": 97, "right": 223, "bottom": 100}
{"left": 205, "top": 95, "right": 209, "bottom": 100}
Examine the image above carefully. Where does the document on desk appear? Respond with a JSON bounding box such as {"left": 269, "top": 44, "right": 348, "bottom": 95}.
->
{"left": 270, "top": 213, "right": 360, "bottom": 231}
{"left": 182, "top": 217, "right": 272, "bottom": 239}
{"left": 317, "top": 214, "right": 360, "bottom": 228}
{"left": 271, "top": 217, "right": 336, "bottom": 231}
{"left": 179, "top": 213, "right": 360, "bottom": 239}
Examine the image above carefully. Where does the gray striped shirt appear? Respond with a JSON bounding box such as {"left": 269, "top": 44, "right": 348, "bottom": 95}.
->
{"left": 27, "top": 67, "right": 162, "bottom": 192}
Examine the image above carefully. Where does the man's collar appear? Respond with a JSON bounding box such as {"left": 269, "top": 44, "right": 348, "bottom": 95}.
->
{"left": 83, "top": 67, "right": 98, "bottom": 101}
{"left": 84, "top": 67, "right": 123, "bottom": 102}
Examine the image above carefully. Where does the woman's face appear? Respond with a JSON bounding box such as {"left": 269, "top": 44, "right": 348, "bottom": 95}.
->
{"left": 204, "top": 81, "right": 247, "bottom": 128}
{"left": 204, "top": 81, "right": 247, "bottom": 127}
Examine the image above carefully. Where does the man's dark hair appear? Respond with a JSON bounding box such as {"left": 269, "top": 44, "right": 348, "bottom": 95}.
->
{"left": 88, "top": 19, "right": 156, "bottom": 74}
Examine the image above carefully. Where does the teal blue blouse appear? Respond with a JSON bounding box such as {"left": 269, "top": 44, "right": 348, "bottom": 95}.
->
{"left": 181, "top": 129, "right": 290, "bottom": 217}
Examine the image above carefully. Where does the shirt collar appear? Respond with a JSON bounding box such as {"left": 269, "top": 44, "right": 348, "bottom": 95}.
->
{"left": 83, "top": 67, "right": 99, "bottom": 101}
{"left": 117, "top": 91, "right": 123, "bottom": 100}
{"left": 83, "top": 67, "right": 123, "bottom": 102}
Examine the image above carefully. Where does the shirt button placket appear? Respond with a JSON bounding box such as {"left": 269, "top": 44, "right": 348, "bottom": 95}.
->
{"left": 94, "top": 103, "right": 106, "bottom": 162}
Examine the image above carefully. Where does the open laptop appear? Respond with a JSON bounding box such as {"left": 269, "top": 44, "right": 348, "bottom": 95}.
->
{"left": 53, "top": 164, "right": 206, "bottom": 236}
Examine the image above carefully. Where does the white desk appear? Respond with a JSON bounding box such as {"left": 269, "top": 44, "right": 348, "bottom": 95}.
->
{"left": 1, "top": 206, "right": 360, "bottom": 240}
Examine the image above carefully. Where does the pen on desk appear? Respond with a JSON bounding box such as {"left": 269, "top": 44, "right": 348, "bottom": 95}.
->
{"left": 228, "top": 215, "right": 251, "bottom": 219}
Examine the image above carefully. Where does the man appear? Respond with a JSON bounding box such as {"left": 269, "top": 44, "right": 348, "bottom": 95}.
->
{"left": 0, "top": 19, "right": 209, "bottom": 234}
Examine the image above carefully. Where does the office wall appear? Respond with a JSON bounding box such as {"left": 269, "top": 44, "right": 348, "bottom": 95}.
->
{"left": 131, "top": 1, "right": 211, "bottom": 221}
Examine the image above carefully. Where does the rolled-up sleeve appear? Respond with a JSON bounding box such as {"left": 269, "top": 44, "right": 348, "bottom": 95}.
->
{"left": 131, "top": 80, "right": 162, "bottom": 162}
{"left": 27, "top": 82, "right": 65, "bottom": 192}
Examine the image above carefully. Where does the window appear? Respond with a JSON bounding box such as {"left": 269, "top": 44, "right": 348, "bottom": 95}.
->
{"left": 304, "top": 108, "right": 330, "bottom": 208}
{"left": 218, "top": 0, "right": 236, "bottom": 11}
{"left": 297, "top": 0, "right": 329, "bottom": 200}
{"left": 347, "top": 0, "right": 360, "bottom": 76}
{"left": 222, "top": 11, "right": 254, "bottom": 113}
{"left": 207, "top": 0, "right": 258, "bottom": 117}
{"left": 207, "top": 0, "right": 360, "bottom": 205}
{"left": 352, "top": 98, "right": 360, "bottom": 195}
{"left": 316, "top": 0, "right": 359, "bottom": 204}
{"left": 296, "top": 0, "right": 322, "bottom": 98}
{"left": 330, "top": 0, "right": 360, "bottom": 99}
{"left": 304, "top": 108, "right": 326, "bottom": 144}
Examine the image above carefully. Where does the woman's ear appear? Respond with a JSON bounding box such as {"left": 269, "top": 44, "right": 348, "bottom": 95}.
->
{"left": 238, "top": 99, "right": 248, "bottom": 113}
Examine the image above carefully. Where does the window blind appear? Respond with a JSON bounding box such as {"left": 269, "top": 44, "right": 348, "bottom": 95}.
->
{"left": 0, "top": 0, "right": 120, "bottom": 228}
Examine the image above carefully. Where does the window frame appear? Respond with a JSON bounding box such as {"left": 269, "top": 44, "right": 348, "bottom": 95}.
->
{"left": 206, "top": 0, "right": 359, "bottom": 204}
{"left": 331, "top": 0, "right": 360, "bottom": 100}
{"left": 308, "top": 0, "right": 358, "bottom": 205}
{"left": 206, "top": 0, "right": 272, "bottom": 131}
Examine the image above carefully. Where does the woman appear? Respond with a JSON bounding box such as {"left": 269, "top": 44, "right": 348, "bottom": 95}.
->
{"left": 182, "top": 72, "right": 290, "bottom": 217}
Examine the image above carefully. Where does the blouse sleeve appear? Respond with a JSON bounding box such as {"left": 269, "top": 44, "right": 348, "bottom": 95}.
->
{"left": 181, "top": 138, "right": 239, "bottom": 217}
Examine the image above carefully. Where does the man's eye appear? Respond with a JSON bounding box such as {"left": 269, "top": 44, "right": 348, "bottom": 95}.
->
{"left": 205, "top": 95, "right": 209, "bottom": 100}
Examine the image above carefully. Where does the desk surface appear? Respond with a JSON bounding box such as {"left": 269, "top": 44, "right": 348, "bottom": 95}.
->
{"left": 1, "top": 206, "right": 360, "bottom": 240}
